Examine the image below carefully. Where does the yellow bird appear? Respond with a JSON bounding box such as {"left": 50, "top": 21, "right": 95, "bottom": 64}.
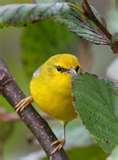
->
{"left": 15, "top": 53, "right": 81, "bottom": 154}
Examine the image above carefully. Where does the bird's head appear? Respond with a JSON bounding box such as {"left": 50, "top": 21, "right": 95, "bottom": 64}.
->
{"left": 33, "top": 54, "right": 81, "bottom": 79}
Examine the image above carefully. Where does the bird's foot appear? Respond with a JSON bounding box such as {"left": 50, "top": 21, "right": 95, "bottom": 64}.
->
{"left": 15, "top": 96, "right": 33, "bottom": 112}
{"left": 51, "top": 139, "right": 65, "bottom": 155}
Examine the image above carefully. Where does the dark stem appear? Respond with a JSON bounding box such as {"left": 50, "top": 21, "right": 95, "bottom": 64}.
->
{"left": 0, "top": 58, "right": 69, "bottom": 160}
{"left": 82, "top": 0, "right": 112, "bottom": 40}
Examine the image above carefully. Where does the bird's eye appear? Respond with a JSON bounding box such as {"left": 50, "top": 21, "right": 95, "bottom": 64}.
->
{"left": 75, "top": 65, "right": 80, "bottom": 72}
{"left": 56, "top": 66, "right": 67, "bottom": 72}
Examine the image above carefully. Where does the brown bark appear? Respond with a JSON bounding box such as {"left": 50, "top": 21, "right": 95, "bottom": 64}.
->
{"left": 0, "top": 59, "right": 69, "bottom": 160}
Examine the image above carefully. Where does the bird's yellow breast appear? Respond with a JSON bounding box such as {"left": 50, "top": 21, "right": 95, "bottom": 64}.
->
{"left": 30, "top": 74, "right": 77, "bottom": 123}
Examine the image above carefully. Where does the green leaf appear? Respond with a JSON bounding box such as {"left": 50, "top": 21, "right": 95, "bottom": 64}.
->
{"left": 73, "top": 73, "right": 118, "bottom": 153}
{"left": 0, "top": 3, "right": 69, "bottom": 27}
{"left": 21, "top": 20, "right": 78, "bottom": 77}
{"left": 59, "top": 1, "right": 111, "bottom": 45}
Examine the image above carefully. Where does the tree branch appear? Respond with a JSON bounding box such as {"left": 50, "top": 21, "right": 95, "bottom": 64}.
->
{"left": 0, "top": 58, "right": 69, "bottom": 160}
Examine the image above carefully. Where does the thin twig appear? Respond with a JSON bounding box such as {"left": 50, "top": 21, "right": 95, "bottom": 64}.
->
{"left": 82, "top": 0, "right": 112, "bottom": 40}
{"left": 0, "top": 58, "right": 69, "bottom": 160}
{"left": 0, "top": 108, "right": 20, "bottom": 122}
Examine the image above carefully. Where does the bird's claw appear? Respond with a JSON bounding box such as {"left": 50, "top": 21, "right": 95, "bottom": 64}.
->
{"left": 51, "top": 139, "right": 65, "bottom": 155}
{"left": 15, "top": 96, "right": 33, "bottom": 112}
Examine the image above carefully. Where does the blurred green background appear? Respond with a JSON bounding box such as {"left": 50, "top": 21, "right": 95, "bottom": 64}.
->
{"left": 0, "top": 0, "right": 117, "bottom": 160}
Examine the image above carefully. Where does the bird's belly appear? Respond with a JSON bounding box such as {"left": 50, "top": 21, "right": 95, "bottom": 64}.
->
{"left": 30, "top": 82, "right": 76, "bottom": 122}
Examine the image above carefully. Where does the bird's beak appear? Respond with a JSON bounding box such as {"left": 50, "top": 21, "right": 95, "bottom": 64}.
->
{"left": 67, "top": 69, "right": 79, "bottom": 78}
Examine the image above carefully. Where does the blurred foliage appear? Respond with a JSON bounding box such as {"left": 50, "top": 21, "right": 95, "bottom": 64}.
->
{"left": 116, "top": 0, "right": 118, "bottom": 8}
{"left": 67, "top": 146, "right": 107, "bottom": 160}
{"left": 15, "top": 0, "right": 32, "bottom": 3}
{"left": 73, "top": 73, "right": 118, "bottom": 154}
{"left": 21, "top": 20, "right": 79, "bottom": 78}
{"left": 0, "top": 0, "right": 32, "bottom": 4}
{"left": 0, "top": 121, "right": 14, "bottom": 159}
{"left": 0, "top": 122, "right": 14, "bottom": 142}
{"left": 44, "top": 145, "right": 107, "bottom": 160}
